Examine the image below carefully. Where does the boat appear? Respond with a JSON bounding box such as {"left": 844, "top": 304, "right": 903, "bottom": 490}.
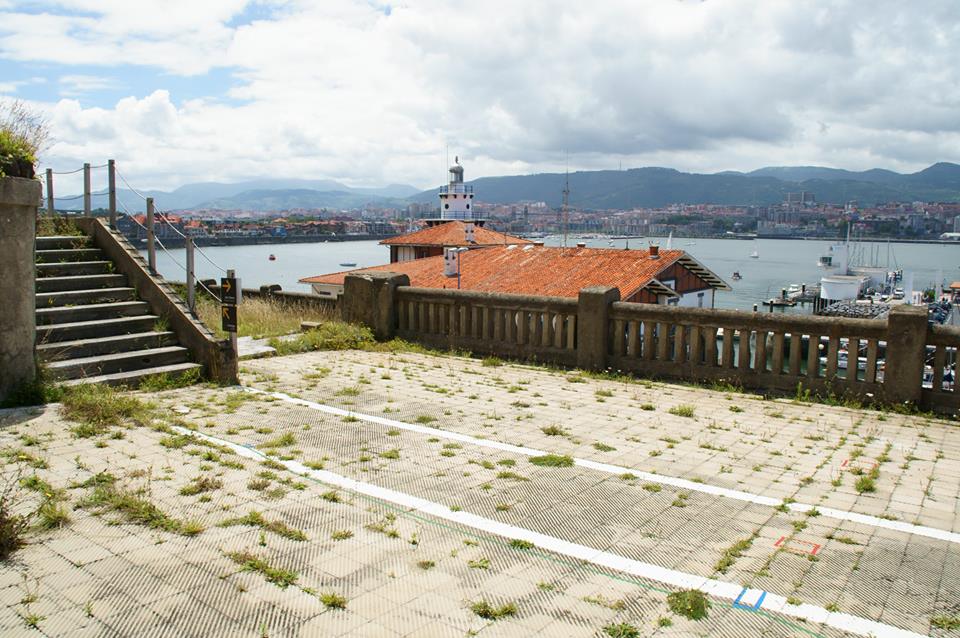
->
{"left": 731, "top": 271, "right": 742, "bottom": 281}
{"left": 750, "top": 250, "right": 759, "bottom": 259}
{"left": 268, "top": 254, "right": 276, "bottom": 261}
{"left": 339, "top": 262, "right": 357, "bottom": 268}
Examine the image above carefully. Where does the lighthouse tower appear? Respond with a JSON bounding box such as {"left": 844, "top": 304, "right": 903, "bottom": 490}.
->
{"left": 429, "top": 157, "right": 484, "bottom": 227}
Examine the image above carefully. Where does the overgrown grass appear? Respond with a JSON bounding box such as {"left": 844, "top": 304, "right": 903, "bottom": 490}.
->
{"left": 714, "top": 536, "right": 755, "bottom": 574}
{"left": 195, "top": 293, "right": 335, "bottom": 339}
{"left": 60, "top": 384, "right": 154, "bottom": 438}
{"left": 138, "top": 367, "right": 202, "bottom": 391}
{"left": 269, "top": 321, "right": 375, "bottom": 355}
{"left": 80, "top": 481, "right": 202, "bottom": 536}
{"left": 219, "top": 510, "right": 307, "bottom": 541}
{"left": 603, "top": 623, "right": 640, "bottom": 638}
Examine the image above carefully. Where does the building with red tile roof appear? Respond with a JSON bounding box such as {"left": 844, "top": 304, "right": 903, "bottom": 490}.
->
{"left": 380, "top": 220, "right": 532, "bottom": 262}
{"left": 301, "top": 245, "right": 729, "bottom": 306}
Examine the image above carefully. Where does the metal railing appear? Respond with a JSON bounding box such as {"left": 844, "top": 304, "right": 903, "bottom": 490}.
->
{"left": 38, "top": 159, "right": 229, "bottom": 312}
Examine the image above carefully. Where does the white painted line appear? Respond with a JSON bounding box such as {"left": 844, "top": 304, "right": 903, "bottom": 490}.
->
{"left": 173, "top": 424, "right": 929, "bottom": 638}
{"left": 244, "top": 386, "right": 960, "bottom": 547}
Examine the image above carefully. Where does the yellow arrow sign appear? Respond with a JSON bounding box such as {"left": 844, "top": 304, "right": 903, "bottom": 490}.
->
{"left": 222, "top": 306, "right": 229, "bottom": 318}
{"left": 222, "top": 279, "right": 232, "bottom": 293}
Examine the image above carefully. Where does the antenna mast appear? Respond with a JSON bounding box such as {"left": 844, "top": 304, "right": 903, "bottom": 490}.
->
{"left": 562, "top": 159, "right": 570, "bottom": 248}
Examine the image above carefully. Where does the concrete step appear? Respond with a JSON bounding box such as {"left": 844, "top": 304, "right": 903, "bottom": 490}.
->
{"left": 46, "top": 345, "right": 190, "bottom": 381}
{"left": 35, "top": 235, "right": 91, "bottom": 250}
{"left": 37, "top": 315, "right": 160, "bottom": 343}
{"left": 36, "top": 261, "right": 113, "bottom": 277}
{"left": 36, "top": 300, "right": 150, "bottom": 325}
{"left": 61, "top": 362, "right": 202, "bottom": 388}
{"left": 35, "top": 248, "right": 104, "bottom": 263}
{"left": 36, "top": 331, "right": 177, "bottom": 362}
{"left": 36, "top": 287, "right": 136, "bottom": 308}
{"left": 36, "top": 274, "right": 128, "bottom": 293}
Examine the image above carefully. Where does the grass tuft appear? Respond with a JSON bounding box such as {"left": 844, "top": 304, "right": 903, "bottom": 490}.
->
{"left": 529, "top": 454, "right": 574, "bottom": 468}
{"left": 470, "top": 599, "right": 517, "bottom": 620}
{"left": 225, "top": 550, "right": 298, "bottom": 588}
{"left": 666, "top": 589, "right": 710, "bottom": 620}
{"left": 219, "top": 510, "right": 307, "bottom": 541}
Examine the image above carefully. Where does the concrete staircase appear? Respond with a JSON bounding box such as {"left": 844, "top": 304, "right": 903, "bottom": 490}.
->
{"left": 35, "top": 234, "right": 202, "bottom": 386}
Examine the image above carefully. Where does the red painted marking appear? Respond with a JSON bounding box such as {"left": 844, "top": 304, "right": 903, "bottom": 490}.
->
{"left": 774, "top": 536, "right": 821, "bottom": 556}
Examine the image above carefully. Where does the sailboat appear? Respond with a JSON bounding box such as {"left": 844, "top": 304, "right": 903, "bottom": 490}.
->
{"left": 750, "top": 248, "right": 759, "bottom": 259}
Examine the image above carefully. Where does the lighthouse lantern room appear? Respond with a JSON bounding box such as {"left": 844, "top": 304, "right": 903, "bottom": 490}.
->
{"left": 433, "top": 156, "right": 482, "bottom": 226}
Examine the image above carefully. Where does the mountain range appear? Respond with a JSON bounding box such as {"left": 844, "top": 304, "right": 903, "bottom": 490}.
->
{"left": 411, "top": 162, "right": 960, "bottom": 209}
{"left": 55, "top": 162, "right": 960, "bottom": 213}
{"left": 55, "top": 178, "right": 418, "bottom": 213}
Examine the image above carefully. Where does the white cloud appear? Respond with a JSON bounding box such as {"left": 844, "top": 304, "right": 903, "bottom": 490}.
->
{"left": 59, "top": 74, "right": 120, "bottom": 96}
{"left": 4, "top": 0, "right": 960, "bottom": 190}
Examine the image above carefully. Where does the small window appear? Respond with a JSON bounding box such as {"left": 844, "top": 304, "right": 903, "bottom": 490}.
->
{"left": 466, "top": 204, "right": 470, "bottom": 210}
{"left": 444, "top": 203, "right": 449, "bottom": 210}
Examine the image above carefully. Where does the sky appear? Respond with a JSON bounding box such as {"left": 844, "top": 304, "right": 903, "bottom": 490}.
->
{"left": 1, "top": 0, "right": 959, "bottom": 192}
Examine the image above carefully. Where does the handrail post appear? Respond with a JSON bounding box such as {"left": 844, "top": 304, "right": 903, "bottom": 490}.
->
{"left": 146, "top": 197, "right": 156, "bottom": 275}
{"left": 83, "top": 162, "right": 91, "bottom": 216}
{"left": 45, "top": 168, "right": 54, "bottom": 215}
{"left": 107, "top": 159, "right": 117, "bottom": 229}
{"left": 186, "top": 236, "right": 195, "bottom": 313}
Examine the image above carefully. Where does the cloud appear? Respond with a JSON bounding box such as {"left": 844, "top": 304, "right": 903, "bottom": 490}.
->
{"left": 3, "top": 0, "right": 960, "bottom": 191}
{"left": 59, "top": 74, "right": 120, "bottom": 96}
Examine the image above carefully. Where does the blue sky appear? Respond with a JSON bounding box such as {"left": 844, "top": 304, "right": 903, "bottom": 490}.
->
{"left": 2, "top": 1, "right": 959, "bottom": 191}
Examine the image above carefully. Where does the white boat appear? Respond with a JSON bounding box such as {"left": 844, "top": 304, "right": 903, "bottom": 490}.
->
{"left": 750, "top": 250, "right": 759, "bottom": 259}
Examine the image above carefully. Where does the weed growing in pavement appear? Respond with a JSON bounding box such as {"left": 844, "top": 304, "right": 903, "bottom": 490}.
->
{"left": 319, "top": 592, "right": 347, "bottom": 609}
{"left": 668, "top": 405, "right": 696, "bottom": 418}
{"left": 219, "top": 510, "right": 307, "bottom": 541}
{"left": 931, "top": 614, "right": 960, "bottom": 630}
{"left": 714, "top": 534, "right": 756, "bottom": 574}
{"left": 225, "top": 550, "right": 298, "bottom": 588}
{"left": 470, "top": 600, "right": 517, "bottom": 620}
{"left": 583, "top": 594, "right": 625, "bottom": 610}
{"left": 80, "top": 479, "right": 202, "bottom": 536}
{"left": 666, "top": 589, "right": 710, "bottom": 620}
{"left": 179, "top": 476, "right": 222, "bottom": 496}
{"left": 603, "top": 623, "right": 639, "bottom": 638}
{"left": 417, "top": 560, "right": 435, "bottom": 570}
{"left": 331, "top": 530, "right": 353, "bottom": 541}
{"left": 529, "top": 454, "right": 574, "bottom": 468}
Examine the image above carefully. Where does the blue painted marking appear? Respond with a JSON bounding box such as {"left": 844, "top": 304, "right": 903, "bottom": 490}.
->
{"left": 732, "top": 587, "right": 766, "bottom": 611}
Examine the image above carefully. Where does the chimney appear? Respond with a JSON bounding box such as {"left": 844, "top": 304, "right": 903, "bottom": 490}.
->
{"left": 649, "top": 244, "right": 660, "bottom": 259}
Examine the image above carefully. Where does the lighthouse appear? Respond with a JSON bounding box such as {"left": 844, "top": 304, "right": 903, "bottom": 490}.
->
{"left": 430, "top": 157, "right": 484, "bottom": 226}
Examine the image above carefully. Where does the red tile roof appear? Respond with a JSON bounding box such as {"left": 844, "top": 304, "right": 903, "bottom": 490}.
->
{"left": 380, "top": 221, "right": 532, "bottom": 247}
{"left": 300, "top": 246, "right": 726, "bottom": 299}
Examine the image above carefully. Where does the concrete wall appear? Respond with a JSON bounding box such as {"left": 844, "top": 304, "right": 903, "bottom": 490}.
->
{"left": 342, "top": 274, "right": 960, "bottom": 416}
{"left": 0, "top": 177, "right": 41, "bottom": 402}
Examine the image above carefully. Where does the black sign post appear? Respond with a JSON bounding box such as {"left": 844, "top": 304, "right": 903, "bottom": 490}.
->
{"left": 222, "top": 270, "right": 240, "bottom": 357}
{"left": 221, "top": 304, "right": 238, "bottom": 333}
{"left": 221, "top": 276, "right": 241, "bottom": 305}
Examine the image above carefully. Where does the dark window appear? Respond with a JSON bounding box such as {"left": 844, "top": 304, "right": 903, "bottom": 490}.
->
{"left": 466, "top": 204, "right": 470, "bottom": 210}
{"left": 444, "top": 204, "right": 449, "bottom": 210}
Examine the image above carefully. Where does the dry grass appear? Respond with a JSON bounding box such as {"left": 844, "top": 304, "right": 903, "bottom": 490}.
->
{"left": 194, "top": 293, "right": 335, "bottom": 339}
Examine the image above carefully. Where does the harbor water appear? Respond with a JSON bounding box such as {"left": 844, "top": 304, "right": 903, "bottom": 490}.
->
{"left": 145, "top": 236, "right": 959, "bottom": 311}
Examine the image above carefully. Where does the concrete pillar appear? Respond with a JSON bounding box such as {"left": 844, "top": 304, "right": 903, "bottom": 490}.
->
{"left": 883, "top": 305, "right": 928, "bottom": 405}
{"left": 341, "top": 272, "right": 410, "bottom": 340}
{"left": 0, "top": 177, "right": 42, "bottom": 402}
{"left": 576, "top": 286, "right": 620, "bottom": 371}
